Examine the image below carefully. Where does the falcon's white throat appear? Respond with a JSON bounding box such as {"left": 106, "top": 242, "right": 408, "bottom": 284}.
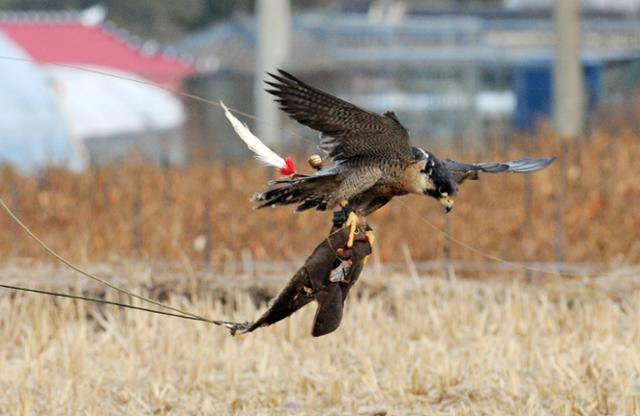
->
{"left": 400, "top": 160, "right": 436, "bottom": 195}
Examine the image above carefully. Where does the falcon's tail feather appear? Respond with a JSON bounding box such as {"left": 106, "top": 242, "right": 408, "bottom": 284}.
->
{"left": 254, "top": 174, "right": 338, "bottom": 212}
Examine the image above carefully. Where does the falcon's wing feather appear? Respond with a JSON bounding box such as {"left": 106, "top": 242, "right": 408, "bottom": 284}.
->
{"left": 265, "top": 70, "right": 413, "bottom": 163}
{"left": 444, "top": 157, "right": 556, "bottom": 184}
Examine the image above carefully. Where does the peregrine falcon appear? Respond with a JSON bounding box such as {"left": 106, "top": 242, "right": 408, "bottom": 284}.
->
{"left": 253, "top": 70, "right": 555, "bottom": 245}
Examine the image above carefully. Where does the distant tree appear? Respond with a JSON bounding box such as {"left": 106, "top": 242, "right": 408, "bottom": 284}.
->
{"left": 0, "top": 0, "right": 96, "bottom": 8}
{"left": 0, "top": 0, "right": 254, "bottom": 40}
{"left": 0, "top": 0, "right": 354, "bottom": 41}
{"left": 173, "top": 0, "right": 254, "bottom": 32}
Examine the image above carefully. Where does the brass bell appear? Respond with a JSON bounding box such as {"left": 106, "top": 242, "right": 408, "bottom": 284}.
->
{"left": 308, "top": 154, "right": 323, "bottom": 170}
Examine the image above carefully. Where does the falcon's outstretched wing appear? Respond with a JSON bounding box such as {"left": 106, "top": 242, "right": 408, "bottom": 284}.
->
{"left": 444, "top": 157, "right": 556, "bottom": 184}
{"left": 265, "top": 70, "right": 414, "bottom": 164}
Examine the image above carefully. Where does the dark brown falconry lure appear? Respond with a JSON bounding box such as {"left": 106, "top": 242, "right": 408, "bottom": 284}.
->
{"left": 226, "top": 225, "right": 372, "bottom": 337}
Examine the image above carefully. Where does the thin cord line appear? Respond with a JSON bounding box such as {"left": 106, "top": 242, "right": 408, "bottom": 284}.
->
{"left": 0, "top": 196, "right": 222, "bottom": 324}
{"left": 0, "top": 56, "right": 256, "bottom": 119}
{"left": 398, "top": 200, "right": 579, "bottom": 277}
{"left": 398, "top": 200, "right": 530, "bottom": 265}
{"left": 0, "top": 55, "right": 312, "bottom": 143}
{"left": 0, "top": 283, "right": 204, "bottom": 322}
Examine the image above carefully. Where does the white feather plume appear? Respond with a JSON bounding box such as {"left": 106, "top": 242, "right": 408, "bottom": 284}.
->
{"left": 221, "top": 101, "right": 286, "bottom": 169}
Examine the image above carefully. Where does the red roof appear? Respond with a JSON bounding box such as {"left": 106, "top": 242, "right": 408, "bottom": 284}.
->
{"left": 0, "top": 21, "right": 193, "bottom": 89}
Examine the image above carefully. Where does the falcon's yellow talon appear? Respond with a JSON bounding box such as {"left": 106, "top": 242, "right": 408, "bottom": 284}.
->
{"left": 365, "top": 230, "right": 375, "bottom": 246}
{"left": 362, "top": 230, "right": 374, "bottom": 264}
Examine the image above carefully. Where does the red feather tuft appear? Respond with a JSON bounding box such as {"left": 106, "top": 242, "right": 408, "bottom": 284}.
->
{"left": 279, "top": 157, "right": 297, "bottom": 176}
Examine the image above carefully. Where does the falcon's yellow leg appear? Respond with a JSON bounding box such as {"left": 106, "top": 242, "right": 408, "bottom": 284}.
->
{"left": 345, "top": 212, "right": 359, "bottom": 248}
{"left": 338, "top": 200, "right": 359, "bottom": 248}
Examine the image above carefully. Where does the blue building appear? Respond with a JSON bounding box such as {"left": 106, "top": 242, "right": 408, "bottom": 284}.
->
{"left": 514, "top": 53, "right": 640, "bottom": 131}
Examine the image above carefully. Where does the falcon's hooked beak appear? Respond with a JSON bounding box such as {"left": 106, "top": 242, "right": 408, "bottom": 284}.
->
{"left": 439, "top": 195, "right": 454, "bottom": 213}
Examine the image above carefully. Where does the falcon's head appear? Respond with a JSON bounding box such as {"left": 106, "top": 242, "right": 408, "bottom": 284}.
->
{"left": 412, "top": 147, "right": 458, "bottom": 213}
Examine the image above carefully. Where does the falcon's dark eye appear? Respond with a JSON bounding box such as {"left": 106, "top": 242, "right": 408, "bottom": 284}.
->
{"left": 438, "top": 186, "right": 445, "bottom": 194}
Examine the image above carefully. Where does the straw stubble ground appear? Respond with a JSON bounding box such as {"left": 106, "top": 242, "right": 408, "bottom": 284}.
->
{"left": 1, "top": 265, "right": 640, "bottom": 415}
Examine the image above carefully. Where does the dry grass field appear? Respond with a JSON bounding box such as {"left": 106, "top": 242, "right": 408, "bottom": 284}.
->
{"left": 1, "top": 263, "right": 640, "bottom": 415}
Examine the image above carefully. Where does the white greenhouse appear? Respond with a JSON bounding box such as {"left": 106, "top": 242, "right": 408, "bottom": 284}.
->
{"left": 0, "top": 33, "right": 186, "bottom": 173}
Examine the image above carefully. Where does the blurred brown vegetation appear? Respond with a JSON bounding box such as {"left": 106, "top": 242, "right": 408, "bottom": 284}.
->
{"left": 1, "top": 126, "right": 639, "bottom": 266}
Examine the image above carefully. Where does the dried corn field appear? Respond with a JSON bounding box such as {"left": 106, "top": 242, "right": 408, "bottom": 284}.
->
{"left": 1, "top": 264, "right": 640, "bottom": 415}
{"left": 1, "top": 128, "right": 639, "bottom": 267}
